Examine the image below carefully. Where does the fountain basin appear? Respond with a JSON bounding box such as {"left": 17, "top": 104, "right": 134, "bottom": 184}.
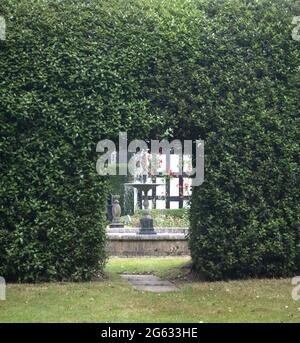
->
{"left": 106, "top": 227, "right": 190, "bottom": 257}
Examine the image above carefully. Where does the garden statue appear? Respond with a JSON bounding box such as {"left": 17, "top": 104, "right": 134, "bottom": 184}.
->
{"left": 110, "top": 195, "right": 124, "bottom": 228}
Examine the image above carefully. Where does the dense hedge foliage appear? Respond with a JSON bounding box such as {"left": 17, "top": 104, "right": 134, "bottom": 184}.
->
{"left": 187, "top": 1, "right": 300, "bottom": 280}
{"left": 0, "top": 0, "right": 155, "bottom": 282}
{"left": 0, "top": 0, "right": 299, "bottom": 281}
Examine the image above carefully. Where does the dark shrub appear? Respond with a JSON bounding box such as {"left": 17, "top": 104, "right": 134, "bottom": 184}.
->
{"left": 0, "top": 0, "right": 299, "bottom": 281}
{"left": 0, "top": 0, "right": 153, "bottom": 281}
{"left": 188, "top": 0, "right": 300, "bottom": 280}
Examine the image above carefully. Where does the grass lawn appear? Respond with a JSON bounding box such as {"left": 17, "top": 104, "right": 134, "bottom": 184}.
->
{"left": 0, "top": 257, "right": 299, "bottom": 323}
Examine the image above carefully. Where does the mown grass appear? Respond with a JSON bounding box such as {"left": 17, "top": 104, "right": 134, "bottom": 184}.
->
{"left": 0, "top": 257, "right": 299, "bottom": 323}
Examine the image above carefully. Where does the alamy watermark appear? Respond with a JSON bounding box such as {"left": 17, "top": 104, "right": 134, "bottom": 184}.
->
{"left": 292, "top": 16, "right": 300, "bottom": 41}
{"left": 292, "top": 276, "right": 300, "bottom": 301}
{"left": 292, "top": 1, "right": 300, "bottom": 41}
{"left": 96, "top": 132, "right": 204, "bottom": 186}
{"left": 0, "top": 276, "right": 6, "bottom": 300}
{"left": 0, "top": 16, "right": 6, "bottom": 41}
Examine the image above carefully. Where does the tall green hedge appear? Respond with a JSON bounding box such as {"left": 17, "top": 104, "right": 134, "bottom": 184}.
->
{"left": 186, "top": 0, "right": 300, "bottom": 280}
{"left": 0, "top": 0, "right": 158, "bottom": 282}
{"left": 0, "top": 0, "right": 299, "bottom": 281}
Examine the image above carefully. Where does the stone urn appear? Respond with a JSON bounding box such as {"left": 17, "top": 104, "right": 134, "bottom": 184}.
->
{"left": 110, "top": 195, "right": 124, "bottom": 228}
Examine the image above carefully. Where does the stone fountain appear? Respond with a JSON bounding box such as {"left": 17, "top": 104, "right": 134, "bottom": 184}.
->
{"left": 124, "top": 181, "right": 162, "bottom": 234}
{"left": 106, "top": 151, "right": 189, "bottom": 256}
{"left": 107, "top": 178, "right": 189, "bottom": 256}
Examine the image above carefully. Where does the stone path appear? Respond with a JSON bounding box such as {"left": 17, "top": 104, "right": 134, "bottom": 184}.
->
{"left": 121, "top": 274, "right": 179, "bottom": 292}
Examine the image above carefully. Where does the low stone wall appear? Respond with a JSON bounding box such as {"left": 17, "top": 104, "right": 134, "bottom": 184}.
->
{"left": 107, "top": 228, "right": 190, "bottom": 257}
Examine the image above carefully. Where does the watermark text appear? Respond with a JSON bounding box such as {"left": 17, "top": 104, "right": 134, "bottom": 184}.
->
{"left": 0, "top": 16, "right": 6, "bottom": 41}
{"left": 292, "top": 276, "right": 300, "bottom": 301}
{"left": 0, "top": 276, "right": 6, "bottom": 300}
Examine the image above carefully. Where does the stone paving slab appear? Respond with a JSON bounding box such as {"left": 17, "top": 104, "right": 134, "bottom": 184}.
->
{"left": 133, "top": 285, "right": 179, "bottom": 292}
{"left": 122, "top": 274, "right": 161, "bottom": 282}
{"left": 129, "top": 280, "right": 173, "bottom": 286}
{"left": 121, "top": 274, "right": 179, "bottom": 292}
